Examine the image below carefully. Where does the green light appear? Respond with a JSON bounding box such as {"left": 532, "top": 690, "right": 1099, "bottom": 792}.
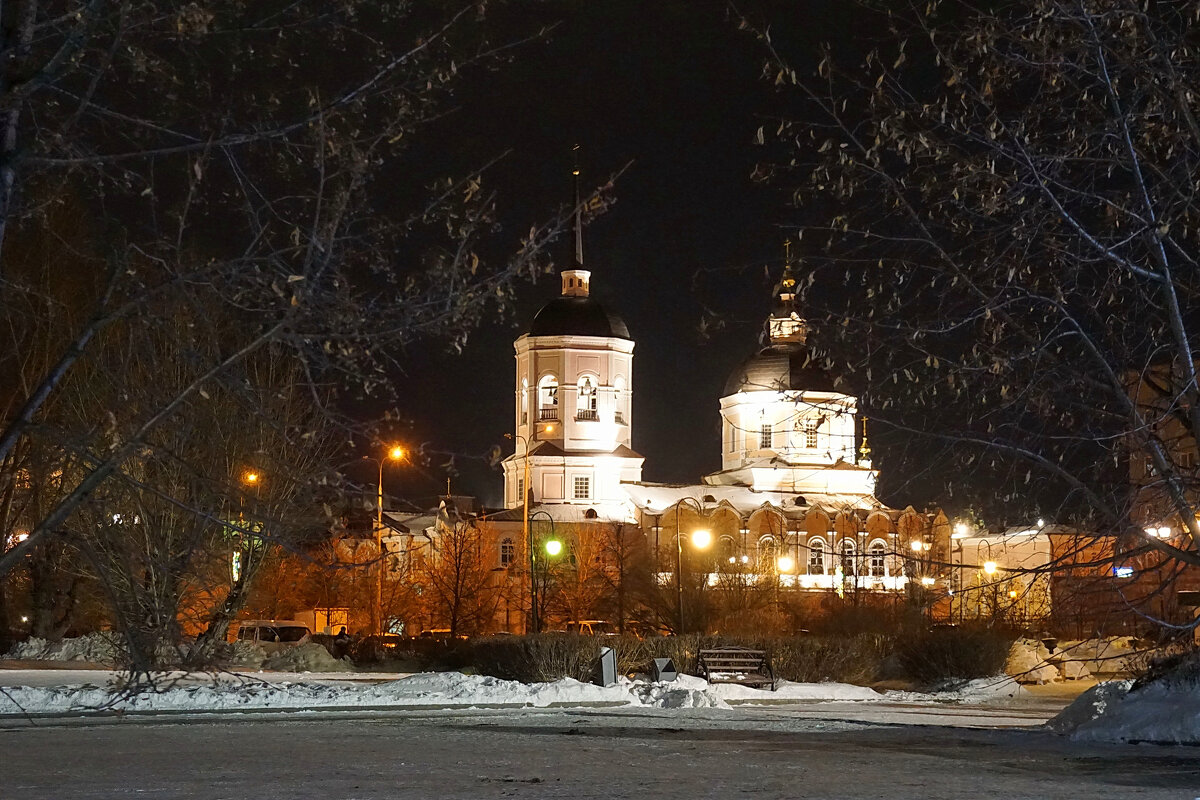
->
{"left": 544, "top": 539, "right": 563, "bottom": 556}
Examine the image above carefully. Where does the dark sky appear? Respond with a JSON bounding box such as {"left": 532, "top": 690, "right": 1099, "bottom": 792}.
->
{"left": 385, "top": 1, "right": 866, "bottom": 508}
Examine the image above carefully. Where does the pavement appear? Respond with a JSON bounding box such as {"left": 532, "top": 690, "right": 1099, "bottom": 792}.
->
{"left": 4, "top": 706, "right": 1199, "bottom": 799}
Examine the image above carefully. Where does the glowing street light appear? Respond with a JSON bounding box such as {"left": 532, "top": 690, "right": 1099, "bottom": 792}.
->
{"left": 691, "top": 529, "right": 712, "bottom": 549}
{"left": 243, "top": 471, "right": 260, "bottom": 485}
{"left": 983, "top": 561, "right": 998, "bottom": 575}
{"left": 544, "top": 538, "right": 563, "bottom": 557}
{"left": 952, "top": 522, "right": 970, "bottom": 539}
{"left": 777, "top": 555, "right": 796, "bottom": 573}
{"left": 365, "top": 444, "right": 407, "bottom": 634}
{"left": 910, "top": 540, "right": 924, "bottom": 552}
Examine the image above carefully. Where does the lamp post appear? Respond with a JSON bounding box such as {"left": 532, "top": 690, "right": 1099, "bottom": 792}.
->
{"left": 506, "top": 432, "right": 537, "bottom": 634}
{"left": 528, "top": 509, "right": 559, "bottom": 633}
{"left": 674, "top": 497, "right": 710, "bottom": 634}
{"left": 952, "top": 522, "right": 970, "bottom": 623}
{"left": 364, "top": 445, "right": 405, "bottom": 635}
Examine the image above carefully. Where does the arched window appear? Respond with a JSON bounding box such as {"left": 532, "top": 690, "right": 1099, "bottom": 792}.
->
{"left": 538, "top": 375, "right": 558, "bottom": 420}
{"left": 807, "top": 538, "right": 826, "bottom": 575}
{"left": 869, "top": 540, "right": 887, "bottom": 578}
{"left": 758, "top": 536, "right": 778, "bottom": 571}
{"left": 841, "top": 539, "right": 856, "bottom": 576}
{"left": 576, "top": 375, "right": 598, "bottom": 420}
{"left": 520, "top": 379, "right": 529, "bottom": 425}
{"left": 500, "top": 538, "right": 515, "bottom": 567}
{"left": 719, "top": 535, "right": 737, "bottom": 564}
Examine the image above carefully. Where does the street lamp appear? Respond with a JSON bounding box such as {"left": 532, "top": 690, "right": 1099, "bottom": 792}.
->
{"left": 674, "top": 497, "right": 710, "bottom": 634}
{"left": 528, "top": 509, "right": 558, "bottom": 633}
{"left": 951, "top": 522, "right": 970, "bottom": 623}
{"left": 364, "top": 445, "right": 405, "bottom": 634}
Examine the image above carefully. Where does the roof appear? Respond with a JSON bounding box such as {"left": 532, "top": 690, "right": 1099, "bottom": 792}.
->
{"left": 529, "top": 295, "right": 631, "bottom": 339}
{"left": 515, "top": 440, "right": 644, "bottom": 460}
{"left": 621, "top": 482, "right": 888, "bottom": 518}
{"left": 484, "top": 502, "right": 638, "bottom": 525}
{"left": 724, "top": 343, "right": 840, "bottom": 396}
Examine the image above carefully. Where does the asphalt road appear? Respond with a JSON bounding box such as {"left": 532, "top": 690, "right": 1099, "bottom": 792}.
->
{"left": 4, "top": 706, "right": 1198, "bottom": 799}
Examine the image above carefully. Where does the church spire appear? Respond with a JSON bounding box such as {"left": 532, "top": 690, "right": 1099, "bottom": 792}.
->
{"left": 571, "top": 144, "right": 584, "bottom": 268}
{"left": 561, "top": 145, "right": 590, "bottom": 297}
{"left": 858, "top": 415, "right": 872, "bottom": 466}
{"left": 767, "top": 239, "right": 807, "bottom": 344}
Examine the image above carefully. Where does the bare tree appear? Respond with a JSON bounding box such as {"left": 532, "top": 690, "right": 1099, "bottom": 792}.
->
{"left": 0, "top": 2, "right": 588, "bottom": 591}
{"left": 416, "top": 518, "right": 501, "bottom": 637}
{"left": 745, "top": 1, "right": 1200, "bottom": 629}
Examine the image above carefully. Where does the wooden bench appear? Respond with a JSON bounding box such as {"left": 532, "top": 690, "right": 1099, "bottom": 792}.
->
{"left": 697, "top": 647, "right": 775, "bottom": 691}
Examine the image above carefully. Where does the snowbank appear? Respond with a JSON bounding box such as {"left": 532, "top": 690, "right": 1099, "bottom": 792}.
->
{"left": 3, "top": 633, "right": 122, "bottom": 663}
{"left": 261, "top": 643, "right": 347, "bottom": 673}
{"left": 0, "top": 670, "right": 899, "bottom": 716}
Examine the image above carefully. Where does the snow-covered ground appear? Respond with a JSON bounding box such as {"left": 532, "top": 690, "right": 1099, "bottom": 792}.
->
{"left": 0, "top": 667, "right": 1033, "bottom": 717}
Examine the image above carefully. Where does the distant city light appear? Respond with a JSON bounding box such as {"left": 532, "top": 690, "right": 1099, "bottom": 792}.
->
{"left": 952, "top": 522, "right": 969, "bottom": 539}
{"left": 1114, "top": 566, "right": 1134, "bottom": 578}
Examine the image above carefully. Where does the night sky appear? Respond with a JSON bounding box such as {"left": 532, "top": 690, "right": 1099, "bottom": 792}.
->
{"left": 386, "top": 1, "right": 871, "bottom": 508}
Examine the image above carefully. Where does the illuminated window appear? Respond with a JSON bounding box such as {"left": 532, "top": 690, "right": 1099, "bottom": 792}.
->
{"left": 807, "top": 539, "right": 826, "bottom": 575}
{"left": 869, "top": 541, "right": 887, "bottom": 577}
{"left": 500, "top": 538, "right": 515, "bottom": 567}
{"left": 841, "top": 540, "right": 856, "bottom": 575}
{"left": 573, "top": 476, "right": 590, "bottom": 499}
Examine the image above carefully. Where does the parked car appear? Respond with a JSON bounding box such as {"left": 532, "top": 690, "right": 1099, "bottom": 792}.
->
{"left": 232, "top": 620, "right": 312, "bottom": 653}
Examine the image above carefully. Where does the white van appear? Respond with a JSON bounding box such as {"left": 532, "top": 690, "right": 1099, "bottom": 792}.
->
{"left": 232, "top": 620, "right": 312, "bottom": 652}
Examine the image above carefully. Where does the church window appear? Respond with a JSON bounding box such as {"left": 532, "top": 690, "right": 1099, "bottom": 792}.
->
{"left": 807, "top": 539, "right": 826, "bottom": 575}
{"left": 757, "top": 536, "right": 778, "bottom": 570}
{"left": 728, "top": 424, "right": 735, "bottom": 452}
{"left": 719, "top": 536, "right": 737, "bottom": 563}
{"left": 614, "top": 376, "right": 627, "bottom": 425}
{"left": 500, "top": 538, "right": 515, "bottom": 567}
{"left": 577, "top": 375, "right": 598, "bottom": 420}
{"left": 869, "top": 541, "right": 887, "bottom": 578}
{"left": 517, "top": 477, "right": 525, "bottom": 504}
{"left": 520, "top": 379, "right": 529, "bottom": 425}
{"left": 760, "top": 424, "right": 773, "bottom": 449}
{"left": 841, "top": 540, "right": 856, "bottom": 576}
{"left": 573, "top": 476, "right": 590, "bottom": 499}
{"left": 539, "top": 376, "right": 559, "bottom": 420}
{"left": 806, "top": 422, "right": 818, "bottom": 449}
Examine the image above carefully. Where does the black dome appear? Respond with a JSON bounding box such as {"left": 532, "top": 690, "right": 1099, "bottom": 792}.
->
{"left": 724, "top": 343, "right": 839, "bottom": 396}
{"left": 529, "top": 296, "right": 630, "bottom": 339}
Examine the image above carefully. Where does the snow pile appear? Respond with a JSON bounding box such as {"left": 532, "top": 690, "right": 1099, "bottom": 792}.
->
{"left": 931, "top": 676, "right": 1029, "bottom": 703}
{"left": 223, "top": 642, "right": 267, "bottom": 668}
{"left": 1006, "top": 639, "right": 1061, "bottom": 684}
{"left": 1055, "top": 637, "right": 1144, "bottom": 677}
{"left": 261, "top": 643, "right": 346, "bottom": 673}
{"left": 1048, "top": 679, "right": 1200, "bottom": 744}
{"left": 1045, "top": 681, "right": 1132, "bottom": 735}
{"left": 0, "top": 670, "right": 898, "bottom": 716}
{"left": 3, "top": 633, "right": 122, "bottom": 664}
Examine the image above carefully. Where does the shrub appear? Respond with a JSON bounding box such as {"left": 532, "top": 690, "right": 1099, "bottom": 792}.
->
{"left": 894, "top": 626, "right": 1013, "bottom": 684}
{"left": 470, "top": 634, "right": 600, "bottom": 682}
